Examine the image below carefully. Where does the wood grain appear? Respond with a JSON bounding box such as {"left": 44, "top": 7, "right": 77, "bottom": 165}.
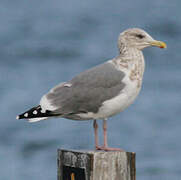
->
{"left": 58, "top": 149, "right": 136, "bottom": 180}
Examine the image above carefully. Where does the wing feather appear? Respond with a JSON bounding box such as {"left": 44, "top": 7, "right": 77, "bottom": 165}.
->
{"left": 40, "top": 62, "right": 125, "bottom": 117}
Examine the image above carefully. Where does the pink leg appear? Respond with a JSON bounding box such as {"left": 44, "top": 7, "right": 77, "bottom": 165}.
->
{"left": 93, "top": 120, "right": 101, "bottom": 150}
{"left": 96, "top": 119, "right": 124, "bottom": 151}
{"left": 103, "top": 119, "right": 108, "bottom": 147}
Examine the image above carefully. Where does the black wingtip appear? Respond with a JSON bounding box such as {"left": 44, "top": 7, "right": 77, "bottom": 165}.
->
{"left": 16, "top": 105, "right": 42, "bottom": 120}
{"left": 16, "top": 112, "right": 29, "bottom": 120}
{"left": 16, "top": 105, "right": 58, "bottom": 120}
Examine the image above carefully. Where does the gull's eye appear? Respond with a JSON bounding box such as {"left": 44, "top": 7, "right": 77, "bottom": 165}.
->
{"left": 135, "top": 34, "right": 145, "bottom": 39}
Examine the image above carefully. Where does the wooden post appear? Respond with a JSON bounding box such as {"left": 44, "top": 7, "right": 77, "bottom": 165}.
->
{"left": 57, "top": 149, "right": 136, "bottom": 180}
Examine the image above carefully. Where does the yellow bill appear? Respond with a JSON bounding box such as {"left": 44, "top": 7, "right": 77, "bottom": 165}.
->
{"left": 150, "top": 40, "right": 167, "bottom": 49}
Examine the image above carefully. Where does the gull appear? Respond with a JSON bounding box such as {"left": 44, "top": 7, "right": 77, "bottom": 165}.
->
{"left": 17, "top": 28, "right": 166, "bottom": 151}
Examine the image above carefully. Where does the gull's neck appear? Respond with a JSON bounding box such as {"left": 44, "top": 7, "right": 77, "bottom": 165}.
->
{"left": 113, "top": 46, "right": 145, "bottom": 88}
{"left": 111, "top": 45, "right": 145, "bottom": 84}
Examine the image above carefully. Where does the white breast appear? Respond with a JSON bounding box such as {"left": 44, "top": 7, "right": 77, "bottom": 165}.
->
{"left": 95, "top": 72, "right": 141, "bottom": 119}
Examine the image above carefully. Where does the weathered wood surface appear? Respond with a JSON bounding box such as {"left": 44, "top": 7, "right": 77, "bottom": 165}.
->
{"left": 57, "top": 149, "right": 136, "bottom": 180}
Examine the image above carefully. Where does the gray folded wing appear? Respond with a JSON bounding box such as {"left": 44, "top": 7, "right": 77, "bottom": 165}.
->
{"left": 44, "top": 62, "right": 125, "bottom": 118}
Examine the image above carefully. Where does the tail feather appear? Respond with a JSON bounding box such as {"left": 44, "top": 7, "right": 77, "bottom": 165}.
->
{"left": 28, "top": 117, "right": 48, "bottom": 123}
{"left": 16, "top": 105, "right": 59, "bottom": 122}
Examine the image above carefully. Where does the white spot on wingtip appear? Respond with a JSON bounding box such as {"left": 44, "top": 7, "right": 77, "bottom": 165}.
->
{"left": 16, "top": 116, "right": 19, "bottom": 120}
{"left": 24, "top": 113, "right": 28, "bottom": 117}
{"left": 33, "top": 110, "right": 38, "bottom": 115}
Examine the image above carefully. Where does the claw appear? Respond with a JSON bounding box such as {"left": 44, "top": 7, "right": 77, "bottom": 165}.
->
{"left": 95, "top": 146, "right": 124, "bottom": 152}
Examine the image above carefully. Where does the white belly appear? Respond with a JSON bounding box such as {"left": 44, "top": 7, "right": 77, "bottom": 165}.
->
{"left": 78, "top": 74, "right": 141, "bottom": 120}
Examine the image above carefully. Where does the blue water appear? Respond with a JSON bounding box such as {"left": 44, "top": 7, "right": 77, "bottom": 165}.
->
{"left": 0, "top": 0, "right": 181, "bottom": 179}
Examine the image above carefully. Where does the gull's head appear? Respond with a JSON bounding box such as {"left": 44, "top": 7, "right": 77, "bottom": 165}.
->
{"left": 118, "top": 28, "right": 167, "bottom": 51}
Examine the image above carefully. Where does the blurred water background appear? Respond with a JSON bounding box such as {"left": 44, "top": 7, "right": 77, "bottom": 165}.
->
{"left": 0, "top": 0, "right": 181, "bottom": 179}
